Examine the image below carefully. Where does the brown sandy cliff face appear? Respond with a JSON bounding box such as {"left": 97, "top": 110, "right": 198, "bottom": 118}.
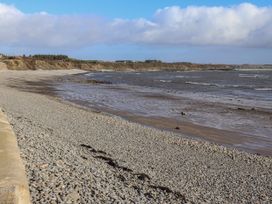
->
{"left": 0, "top": 58, "right": 101, "bottom": 70}
{"left": 0, "top": 58, "right": 75, "bottom": 70}
{"left": 0, "top": 62, "right": 7, "bottom": 70}
{"left": 0, "top": 57, "right": 236, "bottom": 71}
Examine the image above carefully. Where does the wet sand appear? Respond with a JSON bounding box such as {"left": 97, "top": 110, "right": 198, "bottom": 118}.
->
{"left": 46, "top": 71, "right": 272, "bottom": 156}
{"left": 0, "top": 70, "right": 271, "bottom": 203}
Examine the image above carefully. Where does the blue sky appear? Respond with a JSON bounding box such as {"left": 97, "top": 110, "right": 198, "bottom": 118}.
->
{"left": 1, "top": 0, "right": 270, "bottom": 17}
{"left": 0, "top": 1, "right": 272, "bottom": 63}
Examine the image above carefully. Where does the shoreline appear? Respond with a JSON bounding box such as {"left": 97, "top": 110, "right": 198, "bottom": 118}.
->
{"left": 0, "top": 70, "right": 271, "bottom": 203}
{"left": 53, "top": 98, "right": 272, "bottom": 156}
{"left": 10, "top": 70, "right": 272, "bottom": 156}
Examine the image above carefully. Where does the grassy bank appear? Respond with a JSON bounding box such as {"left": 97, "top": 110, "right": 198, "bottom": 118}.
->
{"left": 0, "top": 54, "right": 236, "bottom": 71}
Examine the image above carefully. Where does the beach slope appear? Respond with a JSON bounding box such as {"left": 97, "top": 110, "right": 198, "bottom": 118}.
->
{"left": 0, "top": 70, "right": 271, "bottom": 203}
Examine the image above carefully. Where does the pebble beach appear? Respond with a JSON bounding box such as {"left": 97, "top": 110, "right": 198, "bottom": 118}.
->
{"left": 0, "top": 70, "right": 271, "bottom": 203}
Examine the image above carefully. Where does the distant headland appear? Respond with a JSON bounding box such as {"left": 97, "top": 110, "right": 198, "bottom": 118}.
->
{"left": 0, "top": 54, "right": 271, "bottom": 71}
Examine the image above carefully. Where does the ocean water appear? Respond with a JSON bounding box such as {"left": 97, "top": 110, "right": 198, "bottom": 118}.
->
{"left": 82, "top": 70, "right": 272, "bottom": 101}
{"left": 54, "top": 70, "right": 272, "bottom": 155}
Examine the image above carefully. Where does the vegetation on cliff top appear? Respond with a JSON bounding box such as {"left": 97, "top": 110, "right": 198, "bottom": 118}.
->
{"left": 1, "top": 53, "right": 267, "bottom": 71}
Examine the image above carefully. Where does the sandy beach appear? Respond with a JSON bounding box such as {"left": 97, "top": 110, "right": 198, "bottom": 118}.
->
{"left": 0, "top": 70, "right": 271, "bottom": 203}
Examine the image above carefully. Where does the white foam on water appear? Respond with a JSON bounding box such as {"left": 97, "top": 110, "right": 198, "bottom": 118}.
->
{"left": 85, "top": 73, "right": 95, "bottom": 77}
{"left": 239, "top": 74, "right": 269, "bottom": 79}
{"left": 175, "top": 75, "right": 200, "bottom": 79}
{"left": 185, "top": 81, "right": 212, "bottom": 86}
{"left": 185, "top": 81, "right": 255, "bottom": 89}
{"left": 175, "top": 76, "right": 185, "bottom": 78}
{"left": 255, "top": 88, "right": 272, "bottom": 91}
{"left": 159, "top": 80, "right": 172, "bottom": 83}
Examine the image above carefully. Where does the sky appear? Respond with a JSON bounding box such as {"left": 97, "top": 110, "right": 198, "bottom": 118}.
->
{"left": 0, "top": 0, "right": 272, "bottom": 64}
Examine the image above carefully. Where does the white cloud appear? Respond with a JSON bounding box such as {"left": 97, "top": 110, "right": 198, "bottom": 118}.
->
{"left": 0, "top": 3, "right": 271, "bottom": 48}
{"left": 147, "top": 3, "right": 272, "bottom": 46}
{"left": 0, "top": 3, "right": 105, "bottom": 48}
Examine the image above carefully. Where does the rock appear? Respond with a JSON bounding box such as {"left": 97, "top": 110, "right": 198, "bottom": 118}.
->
{"left": 38, "top": 163, "right": 49, "bottom": 169}
{"left": 65, "top": 191, "right": 80, "bottom": 203}
{"left": 55, "top": 160, "right": 65, "bottom": 168}
{"left": 237, "top": 107, "right": 245, "bottom": 111}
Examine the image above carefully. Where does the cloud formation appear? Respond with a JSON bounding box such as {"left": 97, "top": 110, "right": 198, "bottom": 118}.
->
{"left": 0, "top": 3, "right": 271, "bottom": 48}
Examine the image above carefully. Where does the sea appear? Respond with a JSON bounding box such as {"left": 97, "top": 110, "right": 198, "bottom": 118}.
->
{"left": 53, "top": 70, "right": 272, "bottom": 155}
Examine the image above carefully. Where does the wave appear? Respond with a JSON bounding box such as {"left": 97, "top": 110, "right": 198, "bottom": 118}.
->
{"left": 239, "top": 74, "right": 269, "bottom": 79}
{"left": 175, "top": 75, "right": 200, "bottom": 79}
{"left": 85, "top": 73, "right": 95, "bottom": 77}
{"left": 159, "top": 80, "right": 172, "bottom": 83}
{"left": 185, "top": 81, "right": 254, "bottom": 89}
{"left": 185, "top": 81, "right": 212, "bottom": 86}
{"left": 175, "top": 76, "right": 185, "bottom": 78}
{"left": 255, "top": 88, "right": 272, "bottom": 91}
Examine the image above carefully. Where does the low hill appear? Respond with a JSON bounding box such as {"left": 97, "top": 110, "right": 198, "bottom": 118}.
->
{"left": 0, "top": 54, "right": 270, "bottom": 71}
